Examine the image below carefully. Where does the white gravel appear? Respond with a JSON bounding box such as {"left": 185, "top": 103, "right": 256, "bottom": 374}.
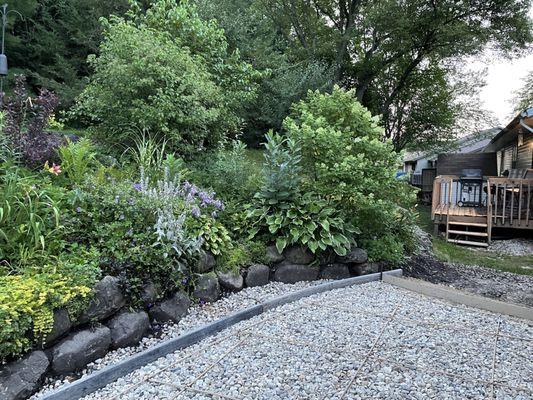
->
{"left": 56, "top": 281, "right": 533, "bottom": 400}
{"left": 488, "top": 238, "right": 533, "bottom": 257}
{"left": 30, "top": 280, "right": 328, "bottom": 399}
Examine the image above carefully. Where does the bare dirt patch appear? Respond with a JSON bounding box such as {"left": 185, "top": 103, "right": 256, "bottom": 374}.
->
{"left": 405, "top": 254, "right": 533, "bottom": 308}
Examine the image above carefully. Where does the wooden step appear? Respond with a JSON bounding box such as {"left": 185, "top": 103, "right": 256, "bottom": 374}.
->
{"left": 447, "top": 239, "right": 489, "bottom": 247}
{"left": 447, "top": 230, "right": 488, "bottom": 237}
{"left": 448, "top": 222, "right": 487, "bottom": 227}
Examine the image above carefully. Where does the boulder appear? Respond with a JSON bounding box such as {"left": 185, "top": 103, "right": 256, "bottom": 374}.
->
{"left": 265, "top": 245, "right": 284, "bottom": 263}
{"left": 274, "top": 263, "right": 319, "bottom": 284}
{"left": 193, "top": 274, "right": 220, "bottom": 303}
{"left": 195, "top": 251, "right": 216, "bottom": 273}
{"left": 336, "top": 247, "right": 368, "bottom": 265}
{"left": 149, "top": 292, "right": 190, "bottom": 323}
{"left": 0, "top": 351, "right": 49, "bottom": 400}
{"left": 77, "top": 276, "right": 126, "bottom": 324}
{"left": 140, "top": 282, "right": 159, "bottom": 305}
{"left": 107, "top": 311, "right": 150, "bottom": 349}
{"left": 40, "top": 308, "right": 71, "bottom": 346}
{"left": 217, "top": 270, "right": 244, "bottom": 292}
{"left": 245, "top": 264, "right": 270, "bottom": 287}
{"left": 319, "top": 264, "right": 351, "bottom": 280}
{"left": 282, "top": 246, "right": 315, "bottom": 264}
{"left": 51, "top": 326, "right": 111, "bottom": 375}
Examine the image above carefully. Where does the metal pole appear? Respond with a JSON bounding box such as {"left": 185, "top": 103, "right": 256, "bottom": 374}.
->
{"left": 1, "top": 4, "right": 6, "bottom": 55}
{"left": 0, "top": 4, "right": 7, "bottom": 108}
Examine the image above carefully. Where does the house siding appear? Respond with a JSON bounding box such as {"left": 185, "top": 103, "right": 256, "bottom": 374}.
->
{"left": 516, "top": 133, "right": 533, "bottom": 170}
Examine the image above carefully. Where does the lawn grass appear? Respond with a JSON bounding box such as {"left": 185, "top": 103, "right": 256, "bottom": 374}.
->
{"left": 416, "top": 205, "right": 533, "bottom": 276}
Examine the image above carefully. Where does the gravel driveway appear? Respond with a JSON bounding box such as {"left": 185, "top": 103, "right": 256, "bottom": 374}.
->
{"left": 82, "top": 282, "right": 532, "bottom": 400}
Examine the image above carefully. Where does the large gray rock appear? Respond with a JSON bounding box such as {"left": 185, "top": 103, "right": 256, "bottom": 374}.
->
{"left": 274, "top": 263, "right": 319, "bottom": 284}
{"left": 282, "top": 245, "right": 315, "bottom": 264}
{"left": 217, "top": 270, "right": 244, "bottom": 292}
{"left": 195, "top": 251, "right": 216, "bottom": 273}
{"left": 337, "top": 247, "right": 368, "bottom": 265}
{"left": 107, "top": 311, "right": 150, "bottom": 349}
{"left": 77, "top": 276, "right": 126, "bottom": 324}
{"left": 245, "top": 264, "right": 270, "bottom": 287}
{"left": 140, "top": 282, "right": 159, "bottom": 305}
{"left": 149, "top": 292, "right": 190, "bottom": 323}
{"left": 51, "top": 326, "right": 111, "bottom": 375}
{"left": 0, "top": 351, "right": 49, "bottom": 400}
{"left": 319, "top": 264, "right": 351, "bottom": 280}
{"left": 40, "top": 308, "right": 71, "bottom": 347}
{"left": 265, "top": 245, "right": 284, "bottom": 263}
{"left": 193, "top": 274, "right": 220, "bottom": 303}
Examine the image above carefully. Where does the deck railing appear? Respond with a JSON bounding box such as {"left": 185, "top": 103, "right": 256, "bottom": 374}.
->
{"left": 431, "top": 175, "right": 533, "bottom": 228}
{"left": 488, "top": 177, "right": 533, "bottom": 228}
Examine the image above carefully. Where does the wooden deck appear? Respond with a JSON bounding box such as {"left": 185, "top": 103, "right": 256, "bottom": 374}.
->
{"left": 431, "top": 175, "right": 533, "bottom": 245}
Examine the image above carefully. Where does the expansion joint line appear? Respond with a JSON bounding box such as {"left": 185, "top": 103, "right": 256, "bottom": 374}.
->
{"left": 337, "top": 301, "right": 403, "bottom": 400}
{"left": 489, "top": 318, "right": 502, "bottom": 400}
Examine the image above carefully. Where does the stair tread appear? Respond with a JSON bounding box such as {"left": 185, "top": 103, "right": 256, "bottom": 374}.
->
{"left": 447, "top": 239, "right": 489, "bottom": 247}
{"left": 448, "top": 230, "right": 488, "bottom": 237}
{"left": 448, "top": 222, "right": 488, "bottom": 227}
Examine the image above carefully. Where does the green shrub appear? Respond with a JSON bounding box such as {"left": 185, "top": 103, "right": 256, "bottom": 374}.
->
{"left": 247, "top": 133, "right": 356, "bottom": 256}
{"left": 0, "top": 164, "right": 66, "bottom": 268}
{"left": 75, "top": 0, "right": 259, "bottom": 157}
{"left": 190, "top": 141, "right": 263, "bottom": 202}
{"left": 58, "top": 138, "right": 100, "bottom": 186}
{"left": 0, "top": 249, "right": 100, "bottom": 362}
{"left": 216, "top": 239, "right": 267, "bottom": 272}
{"left": 283, "top": 86, "right": 417, "bottom": 261}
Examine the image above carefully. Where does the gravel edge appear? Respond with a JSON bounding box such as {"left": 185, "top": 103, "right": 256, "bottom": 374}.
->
{"left": 38, "top": 270, "right": 403, "bottom": 400}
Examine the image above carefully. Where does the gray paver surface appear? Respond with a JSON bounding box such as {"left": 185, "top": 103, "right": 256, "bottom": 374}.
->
{"left": 82, "top": 281, "right": 533, "bottom": 400}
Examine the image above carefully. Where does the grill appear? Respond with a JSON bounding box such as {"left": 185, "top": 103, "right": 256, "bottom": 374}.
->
{"left": 458, "top": 169, "right": 483, "bottom": 207}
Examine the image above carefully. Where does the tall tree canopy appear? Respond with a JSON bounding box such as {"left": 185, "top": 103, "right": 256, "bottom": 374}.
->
{"left": 5, "top": 0, "right": 129, "bottom": 109}
{"left": 513, "top": 70, "right": 533, "bottom": 113}
{"left": 199, "top": 0, "right": 532, "bottom": 150}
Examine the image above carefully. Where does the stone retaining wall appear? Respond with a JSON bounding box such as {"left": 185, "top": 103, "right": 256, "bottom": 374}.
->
{"left": 0, "top": 244, "right": 378, "bottom": 400}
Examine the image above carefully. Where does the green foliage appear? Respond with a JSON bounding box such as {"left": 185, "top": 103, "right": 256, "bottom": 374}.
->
{"left": 187, "top": 215, "right": 232, "bottom": 256}
{"left": 216, "top": 239, "right": 267, "bottom": 272}
{"left": 276, "top": 87, "right": 417, "bottom": 261}
{"left": 247, "top": 131, "right": 356, "bottom": 256}
{"left": 0, "top": 164, "right": 65, "bottom": 268}
{"left": 190, "top": 141, "right": 263, "bottom": 202}
{"left": 6, "top": 0, "right": 130, "bottom": 111}
{"left": 75, "top": 0, "right": 260, "bottom": 157}
{"left": 259, "top": 132, "right": 302, "bottom": 203}
{"left": 57, "top": 138, "right": 100, "bottom": 186}
{"left": 0, "top": 248, "right": 100, "bottom": 362}
{"left": 512, "top": 70, "right": 533, "bottom": 113}
{"left": 247, "top": 193, "right": 355, "bottom": 256}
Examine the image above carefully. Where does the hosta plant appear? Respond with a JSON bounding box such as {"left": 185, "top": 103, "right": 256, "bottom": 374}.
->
{"left": 247, "top": 193, "right": 357, "bottom": 256}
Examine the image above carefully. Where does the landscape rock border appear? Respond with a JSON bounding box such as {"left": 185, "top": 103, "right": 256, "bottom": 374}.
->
{"left": 38, "top": 269, "right": 403, "bottom": 400}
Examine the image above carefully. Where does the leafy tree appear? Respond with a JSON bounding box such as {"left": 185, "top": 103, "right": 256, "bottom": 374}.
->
{"left": 215, "top": 0, "right": 532, "bottom": 149}
{"left": 513, "top": 70, "right": 533, "bottom": 113}
{"left": 195, "top": 0, "right": 333, "bottom": 143}
{"left": 75, "top": 0, "right": 260, "bottom": 156}
{"left": 6, "top": 0, "right": 129, "bottom": 110}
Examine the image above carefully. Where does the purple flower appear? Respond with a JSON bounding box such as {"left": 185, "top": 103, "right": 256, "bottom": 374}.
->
{"left": 133, "top": 183, "right": 142, "bottom": 191}
{"left": 191, "top": 206, "right": 201, "bottom": 218}
{"left": 181, "top": 278, "right": 188, "bottom": 284}
{"left": 76, "top": 207, "right": 82, "bottom": 213}
{"left": 119, "top": 214, "right": 125, "bottom": 220}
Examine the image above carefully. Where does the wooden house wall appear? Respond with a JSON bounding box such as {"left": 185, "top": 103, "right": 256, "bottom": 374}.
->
{"left": 436, "top": 153, "right": 497, "bottom": 176}
{"left": 501, "top": 144, "right": 516, "bottom": 174}
{"left": 516, "top": 133, "right": 533, "bottom": 170}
